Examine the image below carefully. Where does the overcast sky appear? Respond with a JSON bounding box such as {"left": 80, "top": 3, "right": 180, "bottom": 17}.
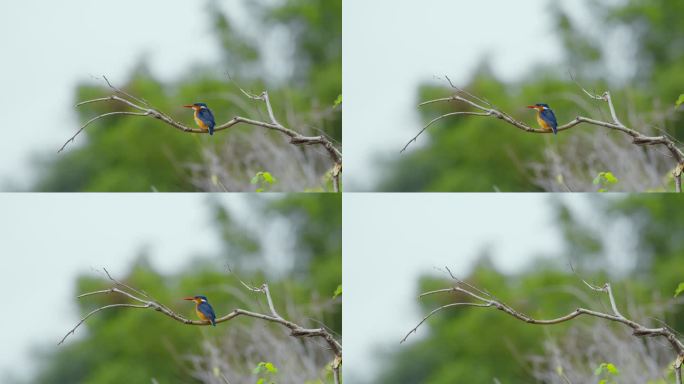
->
{"left": 343, "top": 0, "right": 580, "bottom": 190}
{"left": 0, "top": 0, "right": 253, "bottom": 190}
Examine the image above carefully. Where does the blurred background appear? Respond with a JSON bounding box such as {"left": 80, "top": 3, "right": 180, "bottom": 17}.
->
{"left": 344, "top": 194, "right": 684, "bottom": 383}
{"left": 0, "top": 0, "right": 341, "bottom": 192}
{"left": 345, "top": 0, "right": 684, "bottom": 191}
{"left": 0, "top": 193, "right": 341, "bottom": 383}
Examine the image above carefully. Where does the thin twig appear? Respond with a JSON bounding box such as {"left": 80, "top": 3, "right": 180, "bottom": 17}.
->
{"left": 400, "top": 111, "right": 490, "bottom": 153}
{"left": 59, "top": 111, "right": 149, "bottom": 152}
{"left": 400, "top": 302, "right": 490, "bottom": 343}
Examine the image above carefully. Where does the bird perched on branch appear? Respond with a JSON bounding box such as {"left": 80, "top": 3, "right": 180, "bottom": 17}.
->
{"left": 183, "top": 295, "right": 216, "bottom": 326}
{"left": 183, "top": 103, "right": 216, "bottom": 135}
{"left": 527, "top": 103, "right": 558, "bottom": 135}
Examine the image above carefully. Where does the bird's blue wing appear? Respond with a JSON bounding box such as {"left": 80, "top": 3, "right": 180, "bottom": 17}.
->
{"left": 541, "top": 109, "right": 558, "bottom": 135}
{"left": 198, "top": 302, "right": 216, "bottom": 326}
{"left": 198, "top": 108, "right": 216, "bottom": 135}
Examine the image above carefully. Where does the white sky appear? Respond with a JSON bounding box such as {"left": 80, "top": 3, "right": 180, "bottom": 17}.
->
{"left": 343, "top": 194, "right": 596, "bottom": 382}
{"left": 343, "top": 0, "right": 572, "bottom": 190}
{"left": 0, "top": 0, "right": 251, "bottom": 190}
{"left": 0, "top": 194, "right": 266, "bottom": 381}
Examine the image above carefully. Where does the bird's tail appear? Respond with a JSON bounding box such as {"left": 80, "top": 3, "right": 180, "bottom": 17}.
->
{"left": 211, "top": 318, "right": 216, "bottom": 326}
{"left": 209, "top": 125, "right": 214, "bottom": 136}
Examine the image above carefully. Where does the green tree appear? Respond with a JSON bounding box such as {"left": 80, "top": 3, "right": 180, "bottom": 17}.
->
{"left": 375, "top": 195, "right": 684, "bottom": 383}
{"left": 26, "top": 195, "right": 341, "bottom": 383}
{"left": 36, "top": 0, "right": 341, "bottom": 192}
{"left": 380, "top": 0, "right": 684, "bottom": 192}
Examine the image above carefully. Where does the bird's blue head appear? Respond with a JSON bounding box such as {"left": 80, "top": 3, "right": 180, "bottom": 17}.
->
{"left": 183, "top": 295, "right": 210, "bottom": 304}
{"left": 183, "top": 103, "right": 209, "bottom": 111}
{"left": 527, "top": 103, "right": 551, "bottom": 111}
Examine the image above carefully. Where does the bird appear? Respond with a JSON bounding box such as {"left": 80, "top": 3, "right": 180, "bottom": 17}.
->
{"left": 183, "top": 103, "right": 216, "bottom": 135}
{"left": 183, "top": 295, "right": 217, "bottom": 326}
{"left": 526, "top": 103, "right": 558, "bottom": 135}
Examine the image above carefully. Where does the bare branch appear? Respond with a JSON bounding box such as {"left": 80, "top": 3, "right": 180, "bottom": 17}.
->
{"left": 444, "top": 75, "right": 494, "bottom": 109}
{"left": 404, "top": 278, "right": 684, "bottom": 383}
{"left": 405, "top": 77, "right": 684, "bottom": 191}
{"left": 103, "top": 75, "right": 151, "bottom": 108}
{"left": 61, "top": 76, "right": 342, "bottom": 191}
{"left": 400, "top": 302, "right": 490, "bottom": 344}
{"left": 59, "top": 111, "right": 149, "bottom": 153}
{"left": 569, "top": 70, "right": 603, "bottom": 101}
{"left": 60, "top": 268, "right": 342, "bottom": 379}
{"left": 401, "top": 111, "right": 490, "bottom": 153}
{"left": 59, "top": 302, "right": 150, "bottom": 345}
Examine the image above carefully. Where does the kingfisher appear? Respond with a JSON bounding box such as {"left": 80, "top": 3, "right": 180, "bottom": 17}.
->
{"left": 183, "top": 103, "right": 216, "bottom": 135}
{"left": 183, "top": 295, "right": 217, "bottom": 326}
{"left": 527, "top": 103, "right": 558, "bottom": 135}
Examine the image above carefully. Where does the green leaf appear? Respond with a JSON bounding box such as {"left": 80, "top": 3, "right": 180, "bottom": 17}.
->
{"left": 595, "top": 365, "right": 603, "bottom": 376}
{"left": 333, "top": 94, "right": 342, "bottom": 108}
{"left": 676, "top": 94, "right": 684, "bottom": 108}
{"left": 595, "top": 362, "right": 619, "bottom": 376}
{"left": 251, "top": 172, "right": 262, "bottom": 185}
{"left": 605, "top": 363, "right": 619, "bottom": 375}
{"left": 254, "top": 361, "right": 278, "bottom": 375}
{"left": 333, "top": 284, "right": 342, "bottom": 298}
{"left": 256, "top": 379, "right": 264, "bottom": 384}
{"left": 593, "top": 172, "right": 618, "bottom": 192}
{"left": 603, "top": 172, "right": 618, "bottom": 184}
{"left": 675, "top": 282, "right": 684, "bottom": 297}
{"left": 262, "top": 172, "right": 275, "bottom": 184}
{"left": 263, "top": 362, "right": 278, "bottom": 373}
{"left": 254, "top": 362, "right": 268, "bottom": 374}
{"left": 598, "top": 380, "right": 607, "bottom": 384}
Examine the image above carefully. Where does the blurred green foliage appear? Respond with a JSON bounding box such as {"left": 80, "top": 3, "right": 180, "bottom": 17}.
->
{"left": 376, "top": 195, "right": 684, "bottom": 383}
{"left": 35, "top": 0, "right": 341, "bottom": 192}
{"left": 254, "top": 361, "right": 278, "bottom": 384}
{"left": 26, "top": 194, "right": 341, "bottom": 383}
{"left": 380, "top": 0, "right": 684, "bottom": 192}
{"left": 595, "top": 362, "right": 620, "bottom": 384}
{"left": 593, "top": 171, "right": 619, "bottom": 192}
{"left": 251, "top": 171, "right": 278, "bottom": 192}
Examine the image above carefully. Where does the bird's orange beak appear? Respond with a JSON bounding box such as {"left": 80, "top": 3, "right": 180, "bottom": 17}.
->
{"left": 182, "top": 297, "right": 195, "bottom": 301}
{"left": 182, "top": 105, "right": 194, "bottom": 109}
{"left": 526, "top": 105, "right": 540, "bottom": 110}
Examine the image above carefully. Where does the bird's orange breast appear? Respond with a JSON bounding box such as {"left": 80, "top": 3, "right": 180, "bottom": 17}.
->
{"left": 195, "top": 308, "right": 209, "bottom": 321}
{"left": 194, "top": 112, "right": 208, "bottom": 130}
{"left": 536, "top": 113, "right": 551, "bottom": 130}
